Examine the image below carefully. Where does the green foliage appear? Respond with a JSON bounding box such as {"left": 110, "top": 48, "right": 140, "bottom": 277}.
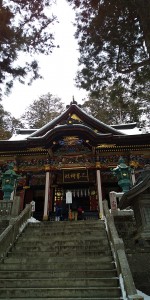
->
{"left": 21, "top": 93, "right": 65, "bottom": 128}
{"left": 0, "top": 102, "right": 24, "bottom": 139}
{"left": 82, "top": 84, "right": 142, "bottom": 125}
{"left": 68, "top": 0, "right": 150, "bottom": 124}
{"left": 0, "top": 0, "right": 57, "bottom": 97}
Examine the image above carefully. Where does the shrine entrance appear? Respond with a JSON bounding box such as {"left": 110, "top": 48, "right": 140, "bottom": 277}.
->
{"left": 53, "top": 184, "right": 98, "bottom": 214}
{"left": 51, "top": 168, "right": 98, "bottom": 217}
{"left": 63, "top": 186, "right": 91, "bottom": 212}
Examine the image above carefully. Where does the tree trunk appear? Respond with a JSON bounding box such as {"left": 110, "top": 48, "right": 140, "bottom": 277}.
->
{"left": 134, "top": 0, "right": 150, "bottom": 57}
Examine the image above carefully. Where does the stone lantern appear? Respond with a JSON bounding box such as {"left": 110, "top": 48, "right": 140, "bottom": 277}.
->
{"left": 113, "top": 157, "right": 132, "bottom": 192}
{"left": 1, "top": 163, "right": 18, "bottom": 201}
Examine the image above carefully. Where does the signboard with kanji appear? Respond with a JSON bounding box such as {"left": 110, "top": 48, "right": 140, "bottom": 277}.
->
{"left": 109, "top": 192, "right": 117, "bottom": 212}
{"left": 63, "top": 170, "right": 88, "bottom": 183}
{"left": 66, "top": 191, "right": 72, "bottom": 204}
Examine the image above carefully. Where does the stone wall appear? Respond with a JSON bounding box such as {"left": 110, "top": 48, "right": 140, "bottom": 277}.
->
{"left": 114, "top": 213, "right": 150, "bottom": 295}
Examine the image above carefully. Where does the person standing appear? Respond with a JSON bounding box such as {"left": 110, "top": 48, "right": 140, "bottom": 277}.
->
{"left": 77, "top": 206, "right": 84, "bottom": 220}
{"left": 55, "top": 205, "right": 61, "bottom": 221}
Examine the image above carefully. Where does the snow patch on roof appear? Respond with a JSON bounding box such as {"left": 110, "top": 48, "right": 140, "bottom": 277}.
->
{"left": 120, "top": 126, "right": 150, "bottom": 135}
{"left": 9, "top": 134, "right": 29, "bottom": 141}
{"left": 119, "top": 128, "right": 144, "bottom": 135}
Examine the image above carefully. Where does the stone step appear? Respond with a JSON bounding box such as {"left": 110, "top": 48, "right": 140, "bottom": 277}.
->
{"left": 0, "top": 295, "right": 123, "bottom": 300}
{"left": 12, "top": 242, "right": 111, "bottom": 251}
{"left": 24, "top": 223, "right": 105, "bottom": 229}
{"left": 17, "top": 234, "right": 108, "bottom": 245}
{"left": 26, "top": 227, "right": 105, "bottom": 233}
{"left": 18, "top": 235, "right": 107, "bottom": 243}
{"left": 0, "top": 269, "right": 118, "bottom": 279}
{"left": 0, "top": 287, "right": 122, "bottom": 298}
{"left": 8, "top": 250, "right": 112, "bottom": 258}
{"left": 4, "top": 254, "right": 113, "bottom": 264}
{"left": 25, "top": 225, "right": 106, "bottom": 231}
{"left": 12, "top": 247, "right": 110, "bottom": 254}
{"left": 21, "top": 232, "right": 106, "bottom": 239}
{"left": 25, "top": 221, "right": 105, "bottom": 229}
{"left": 0, "top": 261, "right": 115, "bottom": 271}
{"left": 22, "top": 232, "right": 107, "bottom": 239}
{"left": 14, "top": 239, "right": 110, "bottom": 249}
{"left": 28, "top": 220, "right": 104, "bottom": 227}
{"left": 0, "top": 220, "right": 122, "bottom": 300}
{"left": 11, "top": 246, "right": 111, "bottom": 258}
{"left": 0, "top": 278, "right": 119, "bottom": 288}
{"left": 26, "top": 227, "right": 104, "bottom": 232}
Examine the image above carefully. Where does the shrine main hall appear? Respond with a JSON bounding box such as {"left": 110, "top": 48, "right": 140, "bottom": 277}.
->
{"left": 0, "top": 102, "right": 150, "bottom": 220}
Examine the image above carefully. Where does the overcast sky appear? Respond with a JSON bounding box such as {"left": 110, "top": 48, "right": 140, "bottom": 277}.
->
{"left": 2, "top": 0, "right": 87, "bottom": 119}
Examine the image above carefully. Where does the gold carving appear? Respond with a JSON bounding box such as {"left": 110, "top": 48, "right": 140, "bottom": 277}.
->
{"left": 130, "top": 161, "right": 139, "bottom": 168}
{"left": 97, "top": 144, "right": 116, "bottom": 148}
{"left": 70, "top": 114, "right": 81, "bottom": 121}
{"left": 96, "top": 162, "right": 101, "bottom": 169}
{"left": 45, "top": 165, "right": 51, "bottom": 171}
{"left": 63, "top": 136, "right": 80, "bottom": 145}
{"left": 27, "top": 147, "right": 44, "bottom": 152}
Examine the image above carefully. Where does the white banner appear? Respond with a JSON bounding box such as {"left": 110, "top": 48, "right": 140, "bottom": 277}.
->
{"left": 66, "top": 191, "right": 72, "bottom": 204}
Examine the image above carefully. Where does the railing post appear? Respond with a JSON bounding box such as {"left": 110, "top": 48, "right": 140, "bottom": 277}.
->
{"left": 103, "top": 200, "right": 143, "bottom": 300}
{"left": 0, "top": 203, "right": 32, "bottom": 260}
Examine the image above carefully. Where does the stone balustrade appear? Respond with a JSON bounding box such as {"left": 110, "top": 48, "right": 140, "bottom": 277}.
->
{"left": 103, "top": 200, "right": 143, "bottom": 300}
{"left": 0, "top": 204, "right": 32, "bottom": 261}
{"left": 0, "top": 200, "right": 13, "bottom": 219}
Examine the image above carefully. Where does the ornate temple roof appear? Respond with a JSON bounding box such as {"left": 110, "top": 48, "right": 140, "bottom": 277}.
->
{"left": 0, "top": 103, "right": 150, "bottom": 151}
{"left": 28, "top": 103, "right": 124, "bottom": 137}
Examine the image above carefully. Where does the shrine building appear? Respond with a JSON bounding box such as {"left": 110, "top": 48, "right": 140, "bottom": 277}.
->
{"left": 0, "top": 102, "right": 150, "bottom": 220}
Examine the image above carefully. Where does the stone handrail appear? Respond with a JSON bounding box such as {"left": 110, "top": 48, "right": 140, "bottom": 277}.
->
{"left": 103, "top": 200, "right": 143, "bottom": 300}
{"left": 0, "top": 204, "right": 32, "bottom": 261}
{"left": 0, "top": 200, "right": 13, "bottom": 218}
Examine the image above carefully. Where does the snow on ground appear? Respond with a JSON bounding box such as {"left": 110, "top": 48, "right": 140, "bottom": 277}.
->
{"left": 27, "top": 217, "right": 40, "bottom": 223}
{"left": 19, "top": 217, "right": 40, "bottom": 233}
{"left": 137, "top": 289, "right": 150, "bottom": 299}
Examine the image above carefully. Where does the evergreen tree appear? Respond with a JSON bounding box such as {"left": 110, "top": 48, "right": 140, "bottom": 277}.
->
{"left": 0, "top": 0, "right": 57, "bottom": 97}
{"left": 0, "top": 102, "right": 24, "bottom": 139}
{"left": 82, "top": 83, "right": 141, "bottom": 125}
{"left": 68, "top": 0, "right": 150, "bottom": 123}
{"left": 21, "top": 93, "right": 65, "bottom": 128}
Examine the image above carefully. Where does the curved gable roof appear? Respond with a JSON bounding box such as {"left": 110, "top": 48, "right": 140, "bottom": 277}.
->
{"left": 29, "top": 103, "right": 124, "bottom": 138}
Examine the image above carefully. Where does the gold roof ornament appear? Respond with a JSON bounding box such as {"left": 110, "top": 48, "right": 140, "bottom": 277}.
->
{"left": 63, "top": 136, "right": 80, "bottom": 146}
{"left": 70, "top": 114, "right": 81, "bottom": 122}
{"left": 97, "top": 144, "right": 116, "bottom": 148}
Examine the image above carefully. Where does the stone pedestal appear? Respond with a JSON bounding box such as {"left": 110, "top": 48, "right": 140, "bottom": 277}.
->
{"left": 133, "top": 195, "right": 150, "bottom": 241}
{"left": 119, "top": 174, "right": 150, "bottom": 242}
{"left": 109, "top": 191, "right": 124, "bottom": 215}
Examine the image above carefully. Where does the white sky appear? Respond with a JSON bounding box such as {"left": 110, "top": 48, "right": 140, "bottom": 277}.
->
{"left": 2, "top": 0, "right": 87, "bottom": 119}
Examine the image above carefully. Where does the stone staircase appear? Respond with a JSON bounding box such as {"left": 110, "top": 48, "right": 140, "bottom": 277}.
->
{"left": 0, "top": 220, "right": 123, "bottom": 299}
{"left": 0, "top": 220, "right": 9, "bottom": 235}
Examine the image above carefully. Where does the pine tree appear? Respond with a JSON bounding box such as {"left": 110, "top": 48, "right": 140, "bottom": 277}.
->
{"left": 0, "top": 0, "right": 57, "bottom": 97}
{"left": 21, "top": 93, "right": 65, "bottom": 128}
{"left": 0, "top": 102, "right": 24, "bottom": 139}
{"left": 68, "top": 0, "right": 150, "bottom": 124}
